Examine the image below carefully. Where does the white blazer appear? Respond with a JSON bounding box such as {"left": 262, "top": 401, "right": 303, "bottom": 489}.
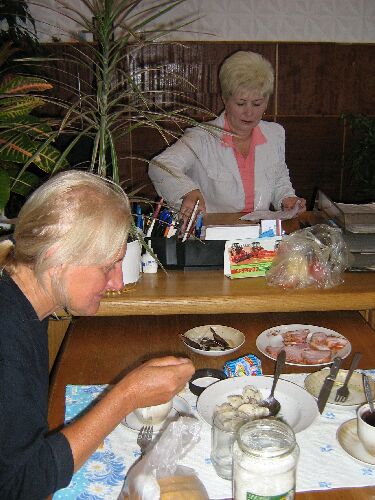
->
{"left": 149, "top": 112, "right": 295, "bottom": 213}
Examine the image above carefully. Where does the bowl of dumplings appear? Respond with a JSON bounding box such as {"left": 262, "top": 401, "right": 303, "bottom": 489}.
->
{"left": 180, "top": 324, "right": 245, "bottom": 357}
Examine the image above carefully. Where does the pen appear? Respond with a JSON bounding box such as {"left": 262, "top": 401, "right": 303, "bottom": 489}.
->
{"left": 135, "top": 204, "right": 143, "bottom": 231}
{"left": 194, "top": 213, "right": 203, "bottom": 238}
{"left": 182, "top": 200, "right": 200, "bottom": 242}
{"left": 146, "top": 197, "right": 164, "bottom": 237}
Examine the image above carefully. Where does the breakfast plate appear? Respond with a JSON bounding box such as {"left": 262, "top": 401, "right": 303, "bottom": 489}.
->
{"left": 256, "top": 324, "right": 351, "bottom": 366}
{"left": 305, "top": 369, "right": 375, "bottom": 408}
{"left": 337, "top": 418, "right": 375, "bottom": 465}
{"left": 196, "top": 376, "right": 318, "bottom": 433}
{"left": 181, "top": 324, "right": 245, "bottom": 357}
{"left": 121, "top": 396, "right": 191, "bottom": 433}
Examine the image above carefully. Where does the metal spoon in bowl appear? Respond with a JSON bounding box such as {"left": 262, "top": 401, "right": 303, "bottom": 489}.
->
{"left": 261, "top": 349, "right": 286, "bottom": 417}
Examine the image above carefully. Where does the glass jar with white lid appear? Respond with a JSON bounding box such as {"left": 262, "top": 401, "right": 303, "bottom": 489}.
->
{"left": 233, "top": 418, "right": 299, "bottom": 500}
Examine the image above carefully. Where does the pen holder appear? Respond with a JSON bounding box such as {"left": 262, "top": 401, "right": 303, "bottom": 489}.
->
{"left": 148, "top": 237, "right": 225, "bottom": 270}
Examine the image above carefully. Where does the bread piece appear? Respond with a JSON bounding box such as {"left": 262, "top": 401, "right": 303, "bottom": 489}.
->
{"left": 159, "top": 475, "right": 209, "bottom": 499}
{"left": 126, "top": 474, "right": 209, "bottom": 500}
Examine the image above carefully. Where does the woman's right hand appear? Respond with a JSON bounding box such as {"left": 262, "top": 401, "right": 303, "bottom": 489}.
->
{"left": 179, "top": 189, "right": 206, "bottom": 234}
{"left": 119, "top": 356, "right": 195, "bottom": 411}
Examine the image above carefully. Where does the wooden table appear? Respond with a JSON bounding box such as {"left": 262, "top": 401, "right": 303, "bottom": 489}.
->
{"left": 49, "top": 310, "right": 375, "bottom": 500}
{"left": 100, "top": 271, "right": 375, "bottom": 322}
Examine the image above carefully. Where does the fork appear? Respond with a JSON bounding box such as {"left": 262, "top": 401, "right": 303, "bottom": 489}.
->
{"left": 334, "top": 352, "right": 362, "bottom": 402}
{"left": 137, "top": 425, "right": 153, "bottom": 455}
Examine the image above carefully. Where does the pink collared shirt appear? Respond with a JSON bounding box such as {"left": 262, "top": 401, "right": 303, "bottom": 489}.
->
{"left": 222, "top": 115, "right": 267, "bottom": 213}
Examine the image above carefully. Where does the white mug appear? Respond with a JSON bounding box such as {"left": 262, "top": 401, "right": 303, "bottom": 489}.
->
{"left": 134, "top": 400, "right": 173, "bottom": 425}
{"left": 357, "top": 403, "right": 375, "bottom": 456}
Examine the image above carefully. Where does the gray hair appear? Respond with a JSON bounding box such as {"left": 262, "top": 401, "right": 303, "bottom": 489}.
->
{"left": 1, "top": 170, "right": 132, "bottom": 281}
{"left": 219, "top": 51, "right": 274, "bottom": 100}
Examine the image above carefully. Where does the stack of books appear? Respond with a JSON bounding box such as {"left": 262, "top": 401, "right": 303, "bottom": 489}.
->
{"left": 317, "top": 190, "right": 375, "bottom": 270}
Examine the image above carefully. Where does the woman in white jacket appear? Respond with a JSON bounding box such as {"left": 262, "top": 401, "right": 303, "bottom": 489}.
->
{"left": 149, "top": 51, "right": 306, "bottom": 225}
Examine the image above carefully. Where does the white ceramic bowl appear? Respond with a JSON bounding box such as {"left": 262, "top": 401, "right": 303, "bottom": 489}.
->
{"left": 181, "top": 324, "right": 245, "bottom": 357}
{"left": 134, "top": 400, "right": 173, "bottom": 425}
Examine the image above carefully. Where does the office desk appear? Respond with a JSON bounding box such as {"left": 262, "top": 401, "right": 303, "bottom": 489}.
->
{"left": 99, "top": 270, "right": 375, "bottom": 320}
{"left": 49, "top": 310, "right": 375, "bottom": 500}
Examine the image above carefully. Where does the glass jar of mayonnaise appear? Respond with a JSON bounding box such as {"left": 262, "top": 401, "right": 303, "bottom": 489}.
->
{"left": 233, "top": 418, "right": 299, "bottom": 500}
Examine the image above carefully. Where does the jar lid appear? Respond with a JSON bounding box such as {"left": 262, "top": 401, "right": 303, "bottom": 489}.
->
{"left": 189, "top": 368, "right": 227, "bottom": 396}
{"left": 237, "top": 418, "right": 297, "bottom": 458}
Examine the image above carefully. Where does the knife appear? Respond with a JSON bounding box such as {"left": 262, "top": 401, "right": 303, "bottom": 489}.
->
{"left": 317, "top": 356, "right": 342, "bottom": 414}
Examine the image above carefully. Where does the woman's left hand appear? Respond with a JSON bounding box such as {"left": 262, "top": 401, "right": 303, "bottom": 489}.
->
{"left": 281, "top": 196, "right": 306, "bottom": 214}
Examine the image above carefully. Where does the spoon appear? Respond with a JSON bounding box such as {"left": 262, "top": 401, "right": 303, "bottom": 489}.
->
{"left": 363, "top": 373, "right": 375, "bottom": 414}
{"left": 261, "top": 349, "right": 286, "bottom": 416}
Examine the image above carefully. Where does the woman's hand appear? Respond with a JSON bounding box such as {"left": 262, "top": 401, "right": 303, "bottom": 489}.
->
{"left": 179, "top": 190, "right": 206, "bottom": 234}
{"left": 119, "top": 356, "right": 195, "bottom": 410}
{"left": 281, "top": 196, "right": 306, "bottom": 214}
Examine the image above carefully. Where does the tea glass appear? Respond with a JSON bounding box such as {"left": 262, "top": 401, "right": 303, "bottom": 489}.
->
{"left": 357, "top": 402, "right": 375, "bottom": 456}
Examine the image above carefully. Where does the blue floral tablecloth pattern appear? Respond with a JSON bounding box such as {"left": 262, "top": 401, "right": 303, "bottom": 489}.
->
{"left": 53, "top": 371, "right": 375, "bottom": 500}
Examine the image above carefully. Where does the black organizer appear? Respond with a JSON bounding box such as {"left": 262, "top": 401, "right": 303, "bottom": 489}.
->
{"left": 148, "top": 237, "right": 225, "bottom": 270}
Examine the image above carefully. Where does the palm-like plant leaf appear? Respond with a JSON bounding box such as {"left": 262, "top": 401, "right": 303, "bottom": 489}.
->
{"left": 23, "top": 0, "right": 214, "bottom": 185}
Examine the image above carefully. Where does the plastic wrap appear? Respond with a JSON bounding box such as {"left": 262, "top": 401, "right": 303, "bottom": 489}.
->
{"left": 266, "top": 224, "right": 351, "bottom": 289}
{"left": 119, "top": 416, "right": 208, "bottom": 500}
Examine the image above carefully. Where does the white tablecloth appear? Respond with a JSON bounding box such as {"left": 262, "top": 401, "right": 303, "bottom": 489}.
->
{"left": 53, "top": 371, "right": 375, "bottom": 500}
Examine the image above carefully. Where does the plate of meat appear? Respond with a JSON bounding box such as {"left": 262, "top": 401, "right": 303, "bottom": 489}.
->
{"left": 256, "top": 324, "right": 351, "bottom": 366}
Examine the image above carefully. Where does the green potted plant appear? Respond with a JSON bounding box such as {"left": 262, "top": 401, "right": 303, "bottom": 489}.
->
{"left": 0, "top": 43, "right": 67, "bottom": 222}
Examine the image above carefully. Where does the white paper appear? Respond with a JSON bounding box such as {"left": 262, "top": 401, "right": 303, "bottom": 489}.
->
{"left": 240, "top": 202, "right": 301, "bottom": 222}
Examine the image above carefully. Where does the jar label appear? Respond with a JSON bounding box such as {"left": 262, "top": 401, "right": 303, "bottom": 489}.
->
{"left": 245, "top": 489, "right": 295, "bottom": 500}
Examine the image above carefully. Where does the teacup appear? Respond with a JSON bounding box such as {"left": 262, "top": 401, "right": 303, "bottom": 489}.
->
{"left": 357, "top": 403, "right": 375, "bottom": 455}
{"left": 134, "top": 400, "right": 173, "bottom": 425}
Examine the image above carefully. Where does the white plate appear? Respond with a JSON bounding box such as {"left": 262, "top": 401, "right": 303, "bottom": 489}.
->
{"left": 337, "top": 418, "right": 375, "bottom": 465}
{"left": 197, "top": 376, "right": 318, "bottom": 433}
{"left": 256, "top": 324, "right": 351, "bottom": 366}
{"left": 181, "top": 324, "right": 245, "bottom": 357}
{"left": 122, "top": 396, "right": 192, "bottom": 433}
{"left": 305, "top": 369, "right": 375, "bottom": 408}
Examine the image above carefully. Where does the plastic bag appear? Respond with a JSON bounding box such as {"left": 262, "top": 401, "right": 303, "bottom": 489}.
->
{"left": 265, "top": 224, "right": 352, "bottom": 289}
{"left": 118, "top": 416, "right": 208, "bottom": 500}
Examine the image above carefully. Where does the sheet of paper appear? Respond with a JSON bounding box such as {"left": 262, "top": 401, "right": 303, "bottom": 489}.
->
{"left": 240, "top": 205, "right": 299, "bottom": 222}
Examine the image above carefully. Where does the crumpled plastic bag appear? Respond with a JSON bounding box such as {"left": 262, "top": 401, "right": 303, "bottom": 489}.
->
{"left": 118, "top": 416, "right": 208, "bottom": 500}
{"left": 265, "top": 224, "right": 352, "bottom": 289}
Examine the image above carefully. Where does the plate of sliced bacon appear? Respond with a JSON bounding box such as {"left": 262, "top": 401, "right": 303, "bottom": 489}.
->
{"left": 256, "top": 324, "right": 351, "bottom": 366}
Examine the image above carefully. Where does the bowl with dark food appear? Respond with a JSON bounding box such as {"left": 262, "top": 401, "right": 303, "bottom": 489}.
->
{"left": 180, "top": 324, "right": 245, "bottom": 357}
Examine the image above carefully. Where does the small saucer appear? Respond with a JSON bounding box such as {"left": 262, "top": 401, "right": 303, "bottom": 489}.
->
{"left": 337, "top": 418, "right": 375, "bottom": 465}
{"left": 121, "top": 396, "right": 192, "bottom": 433}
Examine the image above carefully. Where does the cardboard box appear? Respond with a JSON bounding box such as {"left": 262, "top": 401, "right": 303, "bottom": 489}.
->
{"left": 224, "top": 237, "right": 282, "bottom": 278}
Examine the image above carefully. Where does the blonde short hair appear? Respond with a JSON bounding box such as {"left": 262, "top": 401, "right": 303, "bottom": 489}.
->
{"left": 1, "top": 170, "right": 132, "bottom": 280}
{"left": 219, "top": 51, "right": 274, "bottom": 100}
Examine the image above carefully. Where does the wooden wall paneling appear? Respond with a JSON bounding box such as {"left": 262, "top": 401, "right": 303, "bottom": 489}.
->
{"left": 277, "top": 43, "right": 369, "bottom": 116}
{"left": 279, "top": 116, "right": 344, "bottom": 203}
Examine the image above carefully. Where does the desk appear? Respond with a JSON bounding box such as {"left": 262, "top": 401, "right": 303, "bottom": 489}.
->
{"left": 99, "top": 271, "right": 375, "bottom": 323}
{"left": 49, "top": 310, "right": 375, "bottom": 499}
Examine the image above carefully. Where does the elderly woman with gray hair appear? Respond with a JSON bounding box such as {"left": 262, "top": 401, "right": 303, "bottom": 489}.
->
{"left": 0, "top": 171, "right": 194, "bottom": 499}
{"left": 149, "top": 50, "right": 306, "bottom": 226}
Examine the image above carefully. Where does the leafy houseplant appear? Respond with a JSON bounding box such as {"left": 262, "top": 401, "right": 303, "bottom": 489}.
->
{"left": 0, "top": 43, "right": 67, "bottom": 216}
{"left": 342, "top": 114, "right": 375, "bottom": 203}
{"left": 12, "top": 0, "right": 215, "bottom": 249}
{"left": 24, "top": 0, "right": 212, "bottom": 186}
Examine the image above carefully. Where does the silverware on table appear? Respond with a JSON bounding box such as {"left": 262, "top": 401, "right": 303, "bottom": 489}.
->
{"left": 260, "top": 349, "right": 286, "bottom": 417}
{"left": 137, "top": 425, "right": 153, "bottom": 455}
{"left": 317, "top": 356, "right": 342, "bottom": 414}
{"left": 334, "top": 352, "right": 362, "bottom": 403}
{"left": 363, "top": 373, "right": 375, "bottom": 414}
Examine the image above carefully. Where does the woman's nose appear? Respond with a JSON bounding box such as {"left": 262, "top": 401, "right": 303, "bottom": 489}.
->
{"left": 106, "top": 263, "right": 124, "bottom": 291}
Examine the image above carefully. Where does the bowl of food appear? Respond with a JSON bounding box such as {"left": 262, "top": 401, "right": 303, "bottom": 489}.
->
{"left": 180, "top": 324, "right": 245, "bottom": 357}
